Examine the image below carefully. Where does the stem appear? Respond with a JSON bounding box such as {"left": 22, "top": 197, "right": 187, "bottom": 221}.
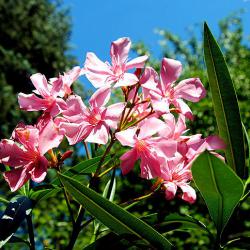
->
{"left": 98, "top": 164, "right": 119, "bottom": 178}
{"left": 83, "top": 141, "right": 91, "bottom": 159}
{"left": 67, "top": 207, "right": 85, "bottom": 250}
{"left": 62, "top": 186, "right": 75, "bottom": 225}
{"left": 26, "top": 213, "right": 35, "bottom": 250}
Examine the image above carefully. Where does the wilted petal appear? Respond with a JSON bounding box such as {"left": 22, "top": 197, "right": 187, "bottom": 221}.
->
{"left": 205, "top": 135, "right": 226, "bottom": 151}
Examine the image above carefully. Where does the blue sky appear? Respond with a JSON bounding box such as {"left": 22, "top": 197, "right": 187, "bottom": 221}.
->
{"left": 64, "top": 0, "right": 250, "bottom": 86}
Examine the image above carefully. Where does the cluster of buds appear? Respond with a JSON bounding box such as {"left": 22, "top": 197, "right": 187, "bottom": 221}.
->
{"left": 0, "top": 37, "right": 225, "bottom": 203}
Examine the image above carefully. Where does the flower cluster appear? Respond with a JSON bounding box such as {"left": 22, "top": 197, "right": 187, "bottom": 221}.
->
{"left": 0, "top": 37, "right": 225, "bottom": 203}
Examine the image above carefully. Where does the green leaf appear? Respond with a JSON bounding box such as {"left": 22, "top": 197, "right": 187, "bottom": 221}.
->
{"left": 191, "top": 152, "right": 244, "bottom": 237}
{"left": 242, "top": 122, "right": 250, "bottom": 173}
{"left": 203, "top": 22, "right": 245, "bottom": 178}
{"left": 142, "top": 213, "right": 209, "bottom": 234}
{"left": 0, "top": 195, "right": 9, "bottom": 204}
{"left": 58, "top": 173, "right": 172, "bottom": 249}
{"left": 30, "top": 155, "right": 112, "bottom": 202}
{"left": 0, "top": 195, "right": 33, "bottom": 247}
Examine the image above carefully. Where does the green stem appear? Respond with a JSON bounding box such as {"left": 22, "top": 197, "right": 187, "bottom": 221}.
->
{"left": 26, "top": 213, "right": 35, "bottom": 250}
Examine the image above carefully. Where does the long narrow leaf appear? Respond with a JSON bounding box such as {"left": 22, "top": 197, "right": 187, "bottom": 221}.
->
{"left": 203, "top": 22, "right": 245, "bottom": 178}
{"left": 192, "top": 152, "right": 244, "bottom": 237}
{"left": 0, "top": 195, "right": 32, "bottom": 247}
{"left": 58, "top": 173, "right": 172, "bottom": 249}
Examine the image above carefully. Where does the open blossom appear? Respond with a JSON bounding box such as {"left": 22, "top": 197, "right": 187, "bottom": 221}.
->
{"left": 84, "top": 37, "right": 148, "bottom": 88}
{"left": 0, "top": 116, "right": 63, "bottom": 191}
{"left": 143, "top": 58, "right": 206, "bottom": 119}
{"left": 57, "top": 87, "right": 125, "bottom": 145}
{"left": 160, "top": 156, "right": 196, "bottom": 204}
{"left": 18, "top": 71, "right": 76, "bottom": 116}
{"left": 116, "top": 117, "right": 177, "bottom": 179}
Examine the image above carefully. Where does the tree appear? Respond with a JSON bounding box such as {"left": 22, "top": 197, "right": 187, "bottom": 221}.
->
{"left": 0, "top": 0, "right": 77, "bottom": 138}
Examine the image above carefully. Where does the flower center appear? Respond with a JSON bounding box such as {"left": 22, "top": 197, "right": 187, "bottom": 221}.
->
{"left": 136, "top": 140, "right": 148, "bottom": 152}
{"left": 88, "top": 113, "right": 101, "bottom": 125}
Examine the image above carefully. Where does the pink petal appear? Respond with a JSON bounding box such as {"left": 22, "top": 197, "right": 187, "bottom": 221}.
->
{"left": 3, "top": 166, "right": 31, "bottom": 192}
{"left": 125, "top": 55, "right": 148, "bottom": 70}
{"left": 84, "top": 52, "right": 113, "bottom": 88}
{"left": 85, "top": 124, "right": 109, "bottom": 144}
{"left": 120, "top": 149, "right": 138, "bottom": 175}
{"left": 38, "top": 117, "right": 64, "bottom": 155}
{"left": 140, "top": 67, "right": 159, "bottom": 91}
{"left": 115, "top": 127, "right": 137, "bottom": 147}
{"left": 18, "top": 93, "right": 51, "bottom": 111}
{"left": 110, "top": 37, "right": 131, "bottom": 66}
{"left": 89, "top": 86, "right": 111, "bottom": 108}
{"left": 140, "top": 153, "right": 161, "bottom": 179}
{"left": 59, "top": 121, "right": 91, "bottom": 145}
{"left": 30, "top": 73, "right": 50, "bottom": 98}
{"left": 174, "top": 78, "right": 206, "bottom": 102}
{"left": 105, "top": 102, "right": 125, "bottom": 129}
{"left": 138, "top": 117, "right": 165, "bottom": 139}
{"left": 179, "top": 183, "right": 196, "bottom": 204}
{"left": 154, "top": 138, "right": 177, "bottom": 158}
{"left": 30, "top": 156, "right": 48, "bottom": 183}
{"left": 0, "top": 139, "right": 31, "bottom": 166}
{"left": 63, "top": 95, "right": 88, "bottom": 122}
{"left": 174, "top": 99, "right": 193, "bottom": 120}
{"left": 160, "top": 58, "right": 182, "bottom": 87}
{"left": 164, "top": 182, "right": 178, "bottom": 200}
{"left": 205, "top": 135, "right": 226, "bottom": 151}
{"left": 113, "top": 73, "right": 138, "bottom": 88}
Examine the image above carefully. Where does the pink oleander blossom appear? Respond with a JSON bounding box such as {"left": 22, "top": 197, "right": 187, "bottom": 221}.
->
{"left": 143, "top": 58, "right": 206, "bottom": 119}
{"left": 18, "top": 73, "right": 68, "bottom": 116}
{"left": 161, "top": 157, "right": 196, "bottom": 204}
{"left": 116, "top": 117, "right": 177, "bottom": 179}
{"left": 84, "top": 37, "right": 148, "bottom": 88}
{"left": 0, "top": 116, "right": 63, "bottom": 191}
{"left": 57, "top": 87, "right": 125, "bottom": 145}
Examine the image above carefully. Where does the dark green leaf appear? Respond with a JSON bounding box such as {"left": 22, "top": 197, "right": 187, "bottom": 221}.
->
{"left": 58, "top": 173, "right": 172, "bottom": 249}
{"left": 142, "top": 213, "right": 208, "bottom": 234}
{"left": 203, "top": 22, "right": 245, "bottom": 178}
{"left": 242, "top": 122, "right": 250, "bottom": 173}
{"left": 0, "top": 195, "right": 32, "bottom": 247}
{"left": 31, "top": 155, "right": 112, "bottom": 202}
{"left": 192, "top": 152, "right": 244, "bottom": 237}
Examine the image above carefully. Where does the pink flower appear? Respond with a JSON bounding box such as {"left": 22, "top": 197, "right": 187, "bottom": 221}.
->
{"left": 145, "top": 58, "right": 206, "bottom": 119}
{"left": 161, "top": 157, "right": 196, "bottom": 204}
{"left": 57, "top": 87, "right": 125, "bottom": 145}
{"left": 116, "top": 117, "right": 176, "bottom": 179}
{"left": 84, "top": 37, "right": 148, "bottom": 88}
{"left": 18, "top": 73, "right": 68, "bottom": 116}
{"left": 0, "top": 116, "right": 63, "bottom": 191}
